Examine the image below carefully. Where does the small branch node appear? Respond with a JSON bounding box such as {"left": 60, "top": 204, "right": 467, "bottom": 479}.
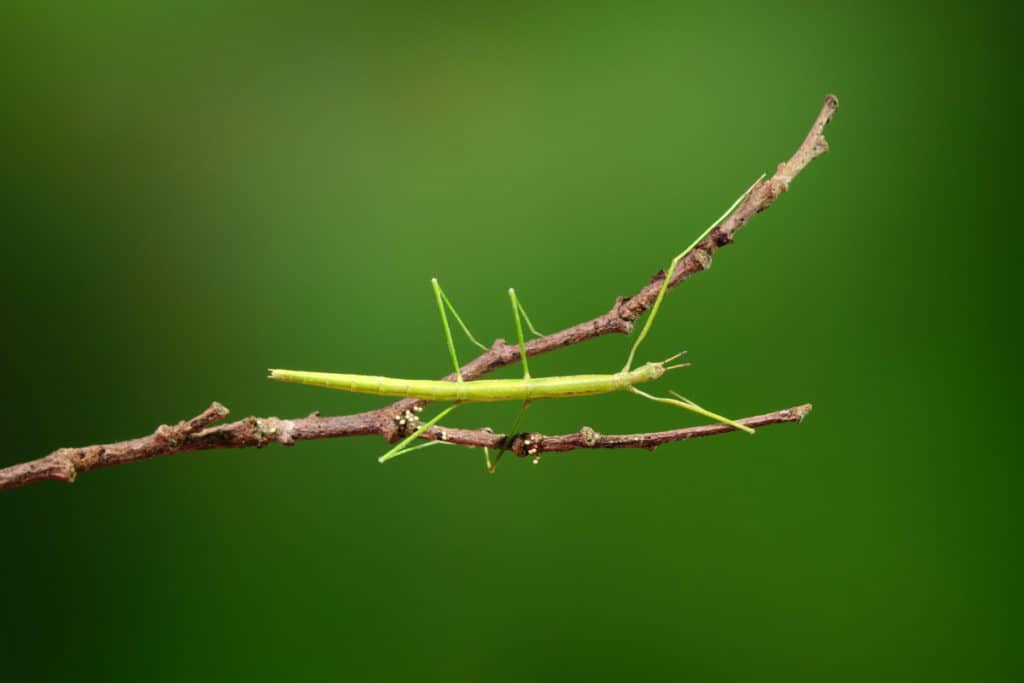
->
{"left": 689, "top": 247, "right": 713, "bottom": 272}
{"left": 515, "top": 433, "right": 543, "bottom": 459}
{"left": 579, "top": 426, "right": 600, "bottom": 447}
{"left": 189, "top": 402, "right": 230, "bottom": 432}
{"left": 393, "top": 409, "right": 422, "bottom": 438}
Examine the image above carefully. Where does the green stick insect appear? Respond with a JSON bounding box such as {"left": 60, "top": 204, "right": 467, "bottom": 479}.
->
{"left": 269, "top": 176, "right": 764, "bottom": 469}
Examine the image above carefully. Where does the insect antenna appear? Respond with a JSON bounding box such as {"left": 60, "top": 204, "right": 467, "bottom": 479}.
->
{"left": 660, "top": 350, "right": 688, "bottom": 365}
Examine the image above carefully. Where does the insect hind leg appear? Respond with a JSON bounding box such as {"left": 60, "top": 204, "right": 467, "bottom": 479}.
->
{"left": 488, "top": 399, "right": 532, "bottom": 473}
{"left": 379, "top": 403, "right": 461, "bottom": 463}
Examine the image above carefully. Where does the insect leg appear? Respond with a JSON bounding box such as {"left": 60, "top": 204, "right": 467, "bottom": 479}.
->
{"left": 435, "top": 279, "right": 489, "bottom": 352}
{"left": 508, "top": 288, "right": 532, "bottom": 379}
{"left": 621, "top": 174, "right": 765, "bottom": 372}
{"left": 385, "top": 439, "right": 454, "bottom": 459}
{"left": 493, "top": 291, "right": 541, "bottom": 470}
{"left": 378, "top": 403, "right": 461, "bottom": 463}
{"left": 432, "top": 278, "right": 477, "bottom": 382}
{"left": 628, "top": 386, "right": 755, "bottom": 435}
{"left": 489, "top": 399, "right": 532, "bottom": 473}
{"left": 514, "top": 294, "right": 544, "bottom": 338}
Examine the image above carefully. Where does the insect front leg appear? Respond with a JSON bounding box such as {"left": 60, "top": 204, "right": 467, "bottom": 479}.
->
{"left": 621, "top": 174, "right": 765, "bottom": 373}
{"left": 628, "top": 386, "right": 754, "bottom": 435}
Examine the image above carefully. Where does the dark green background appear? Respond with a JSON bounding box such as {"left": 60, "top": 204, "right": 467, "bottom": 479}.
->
{"left": 1, "top": 2, "right": 1015, "bottom": 681}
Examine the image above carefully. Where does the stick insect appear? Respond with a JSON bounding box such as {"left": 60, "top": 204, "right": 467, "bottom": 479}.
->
{"left": 270, "top": 177, "right": 764, "bottom": 469}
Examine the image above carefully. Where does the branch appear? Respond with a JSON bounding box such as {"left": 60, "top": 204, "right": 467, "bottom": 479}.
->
{"left": 0, "top": 95, "right": 838, "bottom": 492}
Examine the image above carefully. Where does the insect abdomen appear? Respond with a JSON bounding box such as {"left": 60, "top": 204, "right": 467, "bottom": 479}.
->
{"left": 268, "top": 369, "right": 642, "bottom": 401}
{"left": 269, "top": 370, "right": 472, "bottom": 400}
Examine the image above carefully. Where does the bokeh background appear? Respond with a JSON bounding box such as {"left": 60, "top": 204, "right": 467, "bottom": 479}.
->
{"left": 1, "top": 2, "right": 1015, "bottom": 681}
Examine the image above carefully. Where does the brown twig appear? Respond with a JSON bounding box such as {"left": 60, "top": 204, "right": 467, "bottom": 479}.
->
{"left": 0, "top": 95, "right": 837, "bottom": 492}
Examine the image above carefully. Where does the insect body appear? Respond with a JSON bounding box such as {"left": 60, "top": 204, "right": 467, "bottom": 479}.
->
{"left": 270, "top": 178, "right": 763, "bottom": 467}
{"left": 269, "top": 363, "right": 670, "bottom": 402}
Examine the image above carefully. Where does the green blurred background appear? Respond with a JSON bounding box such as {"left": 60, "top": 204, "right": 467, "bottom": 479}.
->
{"left": 1, "top": 2, "right": 1015, "bottom": 681}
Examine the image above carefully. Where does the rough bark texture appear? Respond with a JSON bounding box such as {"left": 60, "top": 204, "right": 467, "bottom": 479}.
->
{"left": 0, "top": 95, "right": 838, "bottom": 492}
